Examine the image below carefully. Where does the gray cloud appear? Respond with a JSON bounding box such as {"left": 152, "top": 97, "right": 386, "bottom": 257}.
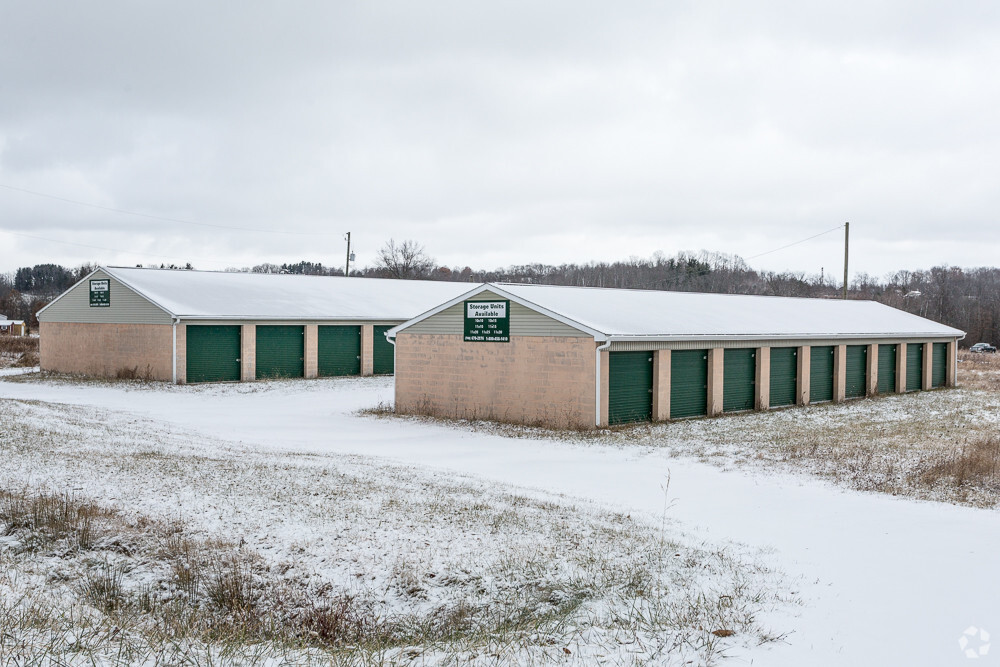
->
{"left": 1, "top": 1, "right": 999, "bottom": 277}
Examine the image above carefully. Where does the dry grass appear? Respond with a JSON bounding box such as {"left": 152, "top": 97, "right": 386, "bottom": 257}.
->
{"left": 113, "top": 365, "right": 155, "bottom": 380}
{"left": 957, "top": 349, "right": 1000, "bottom": 391}
{"left": 0, "top": 398, "right": 794, "bottom": 665}
{"left": 3, "top": 369, "right": 162, "bottom": 387}
{"left": 0, "top": 335, "right": 38, "bottom": 369}
{"left": 917, "top": 434, "right": 1000, "bottom": 489}
{"left": 635, "top": 355, "right": 1000, "bottom": 507}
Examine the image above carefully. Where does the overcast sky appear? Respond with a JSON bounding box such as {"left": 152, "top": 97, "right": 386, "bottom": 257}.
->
{"left": 2, "top": 1, "right": 999, "bottom": 280}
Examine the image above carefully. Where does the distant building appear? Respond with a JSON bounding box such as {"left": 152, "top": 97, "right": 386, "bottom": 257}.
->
{"left": 37, "top": 267, "right": 471, "bottom": 383}
{"left": 0, "top": 315, "right": 26, "bottom": 336}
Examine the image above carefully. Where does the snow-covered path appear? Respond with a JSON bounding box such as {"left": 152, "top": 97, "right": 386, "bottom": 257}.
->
{"left": 2, "top": 375, "right": 997, "bottom": 666}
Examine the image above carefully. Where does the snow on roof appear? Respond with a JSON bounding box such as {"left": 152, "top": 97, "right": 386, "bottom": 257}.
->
{"left": 0, "top": 320, "right": 24, "bottom": 326}
{"left": 474, "top": 283, "right": 964, "bottom": 339}
{"left": 102, "top": 267, "right": 475, "bottom": 320}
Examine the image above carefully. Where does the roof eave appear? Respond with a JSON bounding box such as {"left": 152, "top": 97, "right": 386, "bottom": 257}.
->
{"left": 604, "top": 331, "right": 965, "bottom": 342}
{"left": 176, "top": 315, "right": 409, "bottom": 322}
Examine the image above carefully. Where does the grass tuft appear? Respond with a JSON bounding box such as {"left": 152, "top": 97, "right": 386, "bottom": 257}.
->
{"left": 918, "top": 434, "right": 1000, "bottom": 490}
{"left": 82, "top": 561, "right": 127, "bottom": 613}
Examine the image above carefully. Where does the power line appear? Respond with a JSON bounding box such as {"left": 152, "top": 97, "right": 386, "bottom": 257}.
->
{"left": 0, "top": 182, "right": 338, "bottom": 236}
{"left": 745, "top": 223, "right": 846, "bottom": 260}
{"left": 1, "top": 229, "right": 226, "bottom": 265}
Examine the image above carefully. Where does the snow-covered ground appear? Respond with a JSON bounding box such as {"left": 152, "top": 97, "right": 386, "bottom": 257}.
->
{"left": 2, "top": 373, "right": 999, "bottom": 665}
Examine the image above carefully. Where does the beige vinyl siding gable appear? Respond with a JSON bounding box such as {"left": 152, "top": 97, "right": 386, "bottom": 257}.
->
{"left": 405, "top": 290, "right": 591, "bottom": 337}
{"left": 38, "top": 270, "right": 173, "bottom": 325}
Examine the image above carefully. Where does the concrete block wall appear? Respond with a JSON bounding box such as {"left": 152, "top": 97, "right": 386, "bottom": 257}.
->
{"left": 241, "top": 325, "right": 256, "bottom": 381}
{"left": 707, "top": 349, "right": 724, "bottom": 417}
{"left": 652, "top": 350, "right": 670, "bottom": 420}
{"left": 599, "top": 349, "right": 610, "bottom": 427}
{"left": 755, "top": 347, "right": 770, "bottom": 410}
{"left": 361, "top": 325, "right": 374, "bottom": 376}
{"left": 395, "top": 332, "right": 597, "bottom": 430}
{"left": 304, "top": 325, "right": 318, "bottom": 378}
{"left": 922, "top": 343, "right": 933, "bottom": 390}
{"left": 833, "top": 345, "right": 847, "bottom": 402}
{"left": 866, "top": 344, "right": 878, "bottom": 396}
{"left": 175, "top": 324, "right": 186, "bottom": 383}
{"left": 39, "top": 321, "right": 173, "bottom": 381}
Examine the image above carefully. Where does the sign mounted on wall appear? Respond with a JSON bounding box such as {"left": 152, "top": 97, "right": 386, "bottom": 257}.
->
{"left": 89, "top": 279, "right": 110, "bottom": 307}
{"left": 463, "top": 300, "right": 510, "bottom": 342}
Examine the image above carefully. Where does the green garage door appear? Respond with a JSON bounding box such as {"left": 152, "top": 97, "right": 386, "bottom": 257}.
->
{"left": 318, "top": 326, "right": 361, "bottom": 376}
{"left": 810, "top": 346, "right": 834, "bottom": 403}
{"left": 373, "top": 326, "right": 395, "bottom": 375}
{"left": 186, "top": 325, "right": 241, "bottom": 383}
{"left": 906, "top": 343, "right": 924, "bottom": 392}
{"left": 932, "top": 342, "right": 947, "bottom": 388}
{"left": 845, "top": 345, "right": 867, "bottom": 399}
{"left": 671, "top": 349, "right": 708, "bottom": 419}
{"left": 878, "top": 344, "right": 897, "bottom": 394}
{"left": 723, "top": 348, "right": 755, "bottom": 412}
{"left": 256, "top": 326, "right": 304, "bottom": 379}
{"left": 769, "top": 347, "right": 797, "bottom": 407}
{"left": 608, "top": 351, "right": 653, "bottom": 424}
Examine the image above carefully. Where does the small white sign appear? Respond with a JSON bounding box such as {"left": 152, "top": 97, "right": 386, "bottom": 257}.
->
{"left": 466, "top": 301, "right": 507, "bottom": 319}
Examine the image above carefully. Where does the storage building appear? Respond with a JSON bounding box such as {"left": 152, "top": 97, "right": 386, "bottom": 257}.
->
{"left": 0, "top": 316, "right": 27, "bottom": 336}
{"left": 37, "top": 267, "right": 471, "bottom": 383}
{"left": 388, "top": 283, "right": 965, "bottom": 429}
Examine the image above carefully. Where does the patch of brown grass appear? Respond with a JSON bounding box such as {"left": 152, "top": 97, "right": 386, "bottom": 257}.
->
{"left": 0, "top": 335, "right": 38, "bottom": 368}
{"left": 13, "top": 350, "right": 38, "bottom": 367}
{"left": 114, "top": 365, "right": 155, "bottom": 380}
{"left": 0, "top": 488, "right": 116, "bottom": 552}
{"left": 957, "top": 350, "right": 1000, "bottom": 391}
{"left": 0, "top": 336, "right": 37, "bottom": 356}
{"left": 918, "top": 434, "right": 1000, "bottom": 491}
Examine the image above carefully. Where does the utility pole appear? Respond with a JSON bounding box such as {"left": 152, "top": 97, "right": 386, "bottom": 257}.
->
{"left": 344, "top": 232, "right": 352, "bottom": 277}
{"left": 843, "top": 222, "right": 849, "bottom": 300}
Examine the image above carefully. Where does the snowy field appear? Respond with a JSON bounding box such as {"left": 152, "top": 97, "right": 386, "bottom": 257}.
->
{"left": 1, "top": 366, "right": 999, "bottom": 665}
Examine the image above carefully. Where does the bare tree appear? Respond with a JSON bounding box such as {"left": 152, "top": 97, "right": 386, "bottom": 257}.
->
{"left": 375, "top": 239, "right": 435, "bottom": 279}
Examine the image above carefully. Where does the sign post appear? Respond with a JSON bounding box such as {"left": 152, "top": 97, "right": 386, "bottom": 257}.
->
{"left": 463, "top": 300, "right": 509, "bottom": 342}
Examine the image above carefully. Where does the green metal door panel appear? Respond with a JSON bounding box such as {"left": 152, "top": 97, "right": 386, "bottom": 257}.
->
{"left": 878, "top": 344, "right": 897, "bottom": 394}
{"left": 845, "top": 345, "right": 867, "bottom": 399}
{"left": 906, "top": 343, "right": 924, "bottom": 391}
{"left": 670, "top": 349, "right": 708, "bottom": 419}
{"left": 769, "top": 347, "right": 797, "bottom": 407}
{"left": 317, "top": 326, "right": 361, "bottom": 376}
{"left": 723, "top": 348, "right": 755, "bottom": 412}
{"left": 608, "top": 351, "right": 653, "bottom": 424}
{"left": 932, "top": 343, "right": 947, "bottom": 388}
{"left": 186, "top": 325, "right": 240, "bottom": 383}
{"left": 255, "top": 325, "right": 304, "bottom": 379}
{"left": 372, "top": 326, "right": 395, "bottom": 375}
{"left": 810, "top": 346, "right": 834, "bottom": 403}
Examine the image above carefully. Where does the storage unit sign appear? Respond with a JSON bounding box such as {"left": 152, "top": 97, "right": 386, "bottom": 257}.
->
{"left": 89, "top": 279, "right": 110, "bottom": 307}
{"left": 464, "top": 300, "right": 510, "bottom": 342}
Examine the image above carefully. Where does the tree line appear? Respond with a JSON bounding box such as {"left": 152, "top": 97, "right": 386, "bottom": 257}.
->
{"left": 2, "top": 245, "right": 998, "bottom": 347}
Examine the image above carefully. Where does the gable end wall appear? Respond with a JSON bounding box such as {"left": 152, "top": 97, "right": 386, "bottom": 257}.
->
{"left": 40, "top": 321, "right": 173, "bottom": 381}
{"left": 395, "top": 332, "right": 596, "bottom": 429}
{"left": 38, "top": 270, "right": 172, "bottom": 325}
{"left": 404, "top": 290, "right": 590, "bottom": 337}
